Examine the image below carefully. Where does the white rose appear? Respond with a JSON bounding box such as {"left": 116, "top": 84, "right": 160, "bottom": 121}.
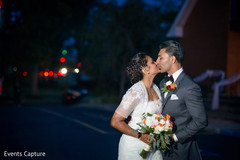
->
{"left": 152, "top": 120, "right": 159, "bottom": 126}
{"left": 154, "top": 130, "right": 160, "bottom": 134}
{"left": 154, "top": 125, "right": 164, "bottom": 134}
{"left": 145, "top": 117, "right": 154, "bottom": 127}
{"left": 160, "top": 119, "right": 166, "bottom": 125}
{"left": 164, "top": 125, "right": 169, "bottom": 131}
{"left": 166, "top": 81, "right": 172, "bottom": 86}
{"left": 153, "top": 114, "right": 158, "bottom": 117}
{"left": 165, "top": 120, "right": 170, "bottom": 127}
{"left": 144, "top": 144, "right": 151, "bottom": 151}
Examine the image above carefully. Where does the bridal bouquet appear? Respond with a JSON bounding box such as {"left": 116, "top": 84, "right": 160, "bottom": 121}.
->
{"left": 133, "top": 113, "right": 174, "bottom": 159}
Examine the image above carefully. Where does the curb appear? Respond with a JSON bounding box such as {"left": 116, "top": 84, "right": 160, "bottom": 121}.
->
{"left": 220, "top": 129, "right": 240, "bottom": 138}
{"left": 203, "top": 127, "right": 240, "bottom": 138}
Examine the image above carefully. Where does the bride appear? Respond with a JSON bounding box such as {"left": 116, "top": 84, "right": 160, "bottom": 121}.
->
{"left": 111, "top": 53, "right": 163, "bottom": 160}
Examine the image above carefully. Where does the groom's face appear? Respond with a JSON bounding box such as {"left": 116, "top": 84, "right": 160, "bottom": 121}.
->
{"left": 156, "top": 48, "right": 172, "bottom": 73}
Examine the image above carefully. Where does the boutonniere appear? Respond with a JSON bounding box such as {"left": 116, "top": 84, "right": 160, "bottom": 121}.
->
{"left": 161, "top": 81, "right": 177, "bottom": 93}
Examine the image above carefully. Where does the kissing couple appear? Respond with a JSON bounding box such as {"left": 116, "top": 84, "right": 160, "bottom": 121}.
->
{"left": 111, "top": 40, "right": 208, "bottom": 160}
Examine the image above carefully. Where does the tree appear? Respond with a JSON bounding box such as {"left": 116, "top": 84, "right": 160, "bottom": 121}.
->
{"left": 1, "top": 0, "right": 95, "bottom": 96}
{"left": 82, "top": 0, "right": 181, "bottom": 96}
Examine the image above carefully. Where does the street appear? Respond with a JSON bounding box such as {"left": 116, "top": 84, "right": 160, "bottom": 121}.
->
{"left": 0, "top": 104, "right": 239, "bottom": 160}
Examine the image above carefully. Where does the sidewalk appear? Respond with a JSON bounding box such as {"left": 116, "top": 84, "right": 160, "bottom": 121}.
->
{"left": 74, "top": 103, "right": 240, "bottom": 138}
{"left": 205, "top": 117, "right": 240, "bottom": 138}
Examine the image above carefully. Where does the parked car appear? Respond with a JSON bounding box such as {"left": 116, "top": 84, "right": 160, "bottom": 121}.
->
{"left": 62, "top": 85, "right": 88, "bottom": 104}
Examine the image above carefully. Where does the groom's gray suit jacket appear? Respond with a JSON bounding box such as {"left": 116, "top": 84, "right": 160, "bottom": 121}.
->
{"left": 160, "top": 72, "right": 208, "bottom": 160}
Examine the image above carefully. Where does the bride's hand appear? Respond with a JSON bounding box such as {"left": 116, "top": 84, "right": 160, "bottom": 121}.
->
{"left": 140, "top": 133, "right": 153, "bottom": 145}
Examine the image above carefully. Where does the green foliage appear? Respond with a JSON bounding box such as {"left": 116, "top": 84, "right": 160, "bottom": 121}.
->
{"left": 1, "top": 0, "right": 181, "bottom": 96}
{"left": 139, "top": 149, "right": 149, "bottom": 159}
{"left": 150, "top": 134, "right": 155, "bottom": 142}
{"left": 147, "top": 113, "right": 153, "bottom": 117}
{"left": 82, "top": 0, "right": 179, "bottom": 94}
{"left": 1, "top": 0, "right": 95, "bottom": 71}
{"left": 157, "top": 139, "right": 160, "bottom": 148}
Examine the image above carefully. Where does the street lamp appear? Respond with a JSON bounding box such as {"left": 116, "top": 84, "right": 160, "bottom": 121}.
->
{"left": 74, "top": 68, "right": 79, "bottom": 73}
{"left": 61, "top": 68, "right": 68, "bottom": 75}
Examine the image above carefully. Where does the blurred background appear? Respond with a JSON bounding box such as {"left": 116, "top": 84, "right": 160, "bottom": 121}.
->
{"left": 0, "top": 0, "right": 240, "bottom": 159}
{"left": 0, "top": 0, "right": 185, "bottom": 104}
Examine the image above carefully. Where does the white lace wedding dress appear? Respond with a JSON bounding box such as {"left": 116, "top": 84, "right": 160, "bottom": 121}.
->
{"left": 115, "top": 81, "right": 163, "bottom": 160}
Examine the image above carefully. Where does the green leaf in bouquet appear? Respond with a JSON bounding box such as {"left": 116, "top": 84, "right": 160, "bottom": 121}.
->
{"left": 167, "top": 130, "right": 174, "bottom": 134}
{"left": 165, "top": 135, "right": 170, "bottom": 145}
{"left": 146, "top": 128, "right": 153, "bottom": 133}
{"left": 147, "top": 113, "right": 153, "bottom": 116}
{"left": 139, "top": 149, "right": 149, "bottom": 159}
{"left": 160, "top": 134, "right": 164, "bottom": 142}
{"left": 157, "top": 139, "right": 160, "bottom": 148}
{"left": 136, "top": 122, "right": 144, "bottom": 126}
{"left": 141, "top": 127, "right": 150, "bottom": 133}
{"left": 133, "top": 130, "right": 138, "bottom": 134}
{"left": 142, "top": 128, "right": 148, "bottom": 133}
{"left": 150, "top": 134, "right": 155, "bottom": 142}
{"left": 161, "top": 142, "right": 167, "bottom": 151}
{"left": 153, "top": 141, "right": 157, "bottom": 150}
{"left": 142, "top": 130, "right": 148, "bottom": 134}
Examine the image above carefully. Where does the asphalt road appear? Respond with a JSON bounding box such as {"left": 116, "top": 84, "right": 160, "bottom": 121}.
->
{"left": 0, "top": 104, "right": 239, "bottom": 160}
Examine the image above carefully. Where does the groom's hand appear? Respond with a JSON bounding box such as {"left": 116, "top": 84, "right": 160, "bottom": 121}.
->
{"left": 140, "top": 133, "right": 153, "bottom": 145}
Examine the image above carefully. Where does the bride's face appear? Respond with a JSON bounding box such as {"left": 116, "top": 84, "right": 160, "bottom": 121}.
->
{"left": 143, "top": 56, "right": 161, "bottom": 75}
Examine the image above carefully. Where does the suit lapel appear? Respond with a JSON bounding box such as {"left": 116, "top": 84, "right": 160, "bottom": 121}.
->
{"left": 162, "top": 92, "right": 171, "bottom": 107}
{"left": 162, "top": 72, "right": 186, "bottom": 109}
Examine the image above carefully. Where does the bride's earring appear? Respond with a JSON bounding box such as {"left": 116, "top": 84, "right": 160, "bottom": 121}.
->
{"left": 142, "top": 68, "right": 148, "bottom": 75}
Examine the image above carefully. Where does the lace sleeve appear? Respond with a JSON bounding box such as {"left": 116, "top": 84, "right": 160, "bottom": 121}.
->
{"left": 115, "top": 85, "right": 143, "bottom": 118}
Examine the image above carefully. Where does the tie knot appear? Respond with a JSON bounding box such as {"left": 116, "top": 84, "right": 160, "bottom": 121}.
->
{"left": 165, "top": 75, "right": 174, "bottom": 82}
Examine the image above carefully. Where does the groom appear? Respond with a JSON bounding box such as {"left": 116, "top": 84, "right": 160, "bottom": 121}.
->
{"left": 156, "top": 40, "right": 208, "bottom": 160}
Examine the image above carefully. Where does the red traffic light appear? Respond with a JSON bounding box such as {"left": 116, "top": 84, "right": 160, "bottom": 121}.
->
{"left": 60, "top": 57, "right": 66, "bottom": 63}
{"left": 77, "top": 62, "right": 82, "bottom": 68}
{"left": 49, "top": 71, "right": 54, "bottom": 76}
{"left": 23, "top": 72, "right": 27, "bottom": 77}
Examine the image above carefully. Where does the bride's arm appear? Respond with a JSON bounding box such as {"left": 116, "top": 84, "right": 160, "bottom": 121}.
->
{"left": 110, "top": 112, "right": 136, "bottom": 137}
{"left": 111, "top": 112, "right": 151, "bottom": 145}
{"left": 110, "top": 84, "right": 152, "bottom": 144}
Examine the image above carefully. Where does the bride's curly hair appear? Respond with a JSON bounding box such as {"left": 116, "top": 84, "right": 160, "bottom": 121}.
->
{"left": 126, "top": 53, "right": 148, "bottom": 84}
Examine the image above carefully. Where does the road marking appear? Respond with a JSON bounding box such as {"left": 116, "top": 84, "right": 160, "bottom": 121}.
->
{"left": 38, "top": 108, "right": 108, "bottom": 134}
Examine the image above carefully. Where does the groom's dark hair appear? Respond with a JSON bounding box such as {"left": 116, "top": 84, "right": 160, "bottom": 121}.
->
{"left": 159, "top": 40, "right": 184, "bottom": 64}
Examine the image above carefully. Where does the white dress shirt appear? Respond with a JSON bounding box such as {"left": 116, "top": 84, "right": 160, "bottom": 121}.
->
{"left": 164, "top": 67, "right": 183, "bottom": 98}
{"left": 164, "top": 67, "right": 183, "bottom": 142}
